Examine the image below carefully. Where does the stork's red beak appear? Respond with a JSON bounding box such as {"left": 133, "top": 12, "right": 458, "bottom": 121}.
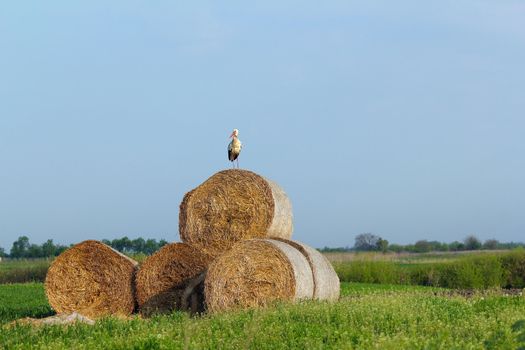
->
{"left": 229, "top": 131, "right": 235, "bottom": 138}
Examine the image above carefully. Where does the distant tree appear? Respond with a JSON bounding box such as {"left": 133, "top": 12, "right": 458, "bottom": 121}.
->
{"left": 103, "top": 236, "right": 167, "bottom": 255}
{"left": 28, "top": 244, "right": 43, "bottom": 258}
{"left": 159, "top": 239, "right": 168, "bottom": 248}
{"left": 144, "top": 239, "right": 159, "bottom": 255}
{"left": 10, "top": 236, "right": 30, "bottom": 258}
{"left": 41, "top": 239, "right": 57, "bottom": 257}
{"left": 111, "top": 236, "right": 132, "bottom": 253}
{"left": 403, "top": 244, "right": 415, "bottom": 253}
{"left": 318, "top": 238, "right": 524, "bottom": 254}
{"left": 464, "top": 235, "right": 482, "bottom": 250}
{"left": 354, "top": 233, "right": 382, "bottom": 251}
{"left": 0, "top": 246, "right": 6, "bottom": 257}
{"left": 131, "top": 238, "right": 146, "bottom": 253}
{"left": 500, "top": 242, "right": 525, "bottom": 249}
{"left": 483, "top": 239, "right": 499, "bottom": 250}
{"left": 388, "top": 244, "right": 403, "bottom": 253}
{"left": 414, "top": 240, "right": 432, "bottom": 253}
{"left": 7, "top": 236, "right": 170, "bottom": 258}
{"left": 376, "top": 239, "right": 389, "bottom": 253}
{"left": 55, "top": 244, "right": 69, "bottom": 256}
{"left": 427, "top": 241, "right": 448, "bottom": 252}
{"left": 448, "top": 241, "right": 465, "bottom": 251}
{"left": 318, "top": 246, "right": 351, "bottom": 253}
{"left": 122, "top": 236, "right": 132, "bottom": 252}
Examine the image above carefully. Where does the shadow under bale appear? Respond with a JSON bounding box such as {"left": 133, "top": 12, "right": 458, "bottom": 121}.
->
{"left": 136, "top": 243, "right": 211, "bottom": 316}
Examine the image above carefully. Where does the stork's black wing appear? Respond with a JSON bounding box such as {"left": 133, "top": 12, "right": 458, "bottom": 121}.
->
{"left": 228, "top": 149, "right": 238, "bottom": 161}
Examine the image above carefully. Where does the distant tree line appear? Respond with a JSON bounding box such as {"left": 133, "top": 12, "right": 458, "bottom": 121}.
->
{"left": 0, "top": 236, "right": 168, "bottom": 259}
{"left": 3, "top": 236, "right": 69, "bottom": 259}
{"left": 101, "top": 237, "right": 168, "bottom": 255}
{"left": 318, "top": 233, "right": 525, "bottom": 253}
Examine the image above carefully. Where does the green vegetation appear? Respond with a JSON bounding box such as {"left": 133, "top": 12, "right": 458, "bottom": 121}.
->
{"left": 512, "top": 320, "right": 525, "bottom": 350}
{"left": 0, "top": 260, "right": 50, "bottom": 284}
{"left": 101, "top": 237, "right": 168, "bottom": 256}
{"left": 0, "top": 283, "right": 53, "bottom": 322}
{"left": 1, "top": 282, "right": 524, "bottom": 349}
{"left": 1, "top": 236, "right": 168, "bottom": 259}
{"left": 320, "top": 233, "right": 525, "bottom": 253}
{"left": 8, "top": 237, "right": 69, "bottom": 259}
{"left": 0, "top": 236, "right": 165, "bottom": 284}
{"left": 0, "top": 256, "right": 152, "bottom": 285}
{"left": 3, "top": 233, "right": 524, "bottom": 259}
{"left": 333, "top": 249, "right": 525, "bottom": 289}
{"left": 2, "top": 249, "right": 524, "bottom": 289}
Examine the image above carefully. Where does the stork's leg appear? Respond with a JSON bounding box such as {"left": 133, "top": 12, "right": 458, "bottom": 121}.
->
{"left": 236, "top": 159, "right": 240, "bottom": 169}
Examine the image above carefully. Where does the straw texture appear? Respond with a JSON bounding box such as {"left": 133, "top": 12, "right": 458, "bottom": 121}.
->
{"left": 204, "top": 239, "right": 314, "bottom": 313}
{"left": 179, "top": 169, "right": 293, "bottom": 257}
{"left": 272, "top": 238, "right": 340, "bottom": 301}
{"left": 44, "top": 240, "right": 138, "bottom": 319}
{"left": 135, "top": 243, "right": 211, "bottom": 316}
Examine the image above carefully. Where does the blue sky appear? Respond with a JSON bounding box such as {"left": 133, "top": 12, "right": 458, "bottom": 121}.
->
{"left": 1, "top": 1, "right": 524, "bottom": 250}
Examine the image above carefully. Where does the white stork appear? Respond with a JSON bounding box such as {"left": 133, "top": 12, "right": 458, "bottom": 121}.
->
{"left": 228, "top": 128, "right": 242, "bottom": 169}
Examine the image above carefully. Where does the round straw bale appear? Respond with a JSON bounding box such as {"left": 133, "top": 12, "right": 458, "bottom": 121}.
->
{"left": 44, "top": 240, "right": 138, "bottom": 319}
{"left": 272, "top": 238, "right": 340, "bottom": 301}
{"left": 135, "top": 243, "right": 211, "bottom": 316}
{"left": 204, "top": 239, "right": 314, "bottom": 313}
{"left": 179, "top": 169, "right": 293, "bottom": 257}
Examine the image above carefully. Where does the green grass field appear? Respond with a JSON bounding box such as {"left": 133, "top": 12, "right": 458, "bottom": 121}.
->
{"left": 1, "top": 282, "right": 524, "bottom": 349}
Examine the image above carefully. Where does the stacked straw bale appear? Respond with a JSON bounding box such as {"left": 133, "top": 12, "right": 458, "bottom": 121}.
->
{"left": 272, "top": 238, "right": 340, "bottom": 301}
{"left": 41, "top": 169, "right": 338, "bottom": 318}
{"left": 44, "top": 240, "right": 138, "bottom": 319}
{"left": 179, "top": 169, "right": 293, "bottom": 257}
{"left": 135, "top": 243, "right": 211, "bottom": 316}
{"left": 205, "top": 238, "right": 328, "bottom": 313}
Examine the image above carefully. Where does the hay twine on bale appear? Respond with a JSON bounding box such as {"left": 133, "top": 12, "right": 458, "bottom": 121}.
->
{"left": 179, "top": 169, "right": 293, "bottom": 257}
{"left": 44, "top": 240, "right": 138, "bottom": 319}
{"left": 204, "top": 239, "right": 314, "bottom": 313}
{"left": 135, "top": 243, "right": 211, "bottom": 316}
{"left": 271, "top": 238, "right": 340, "bottom": 301}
